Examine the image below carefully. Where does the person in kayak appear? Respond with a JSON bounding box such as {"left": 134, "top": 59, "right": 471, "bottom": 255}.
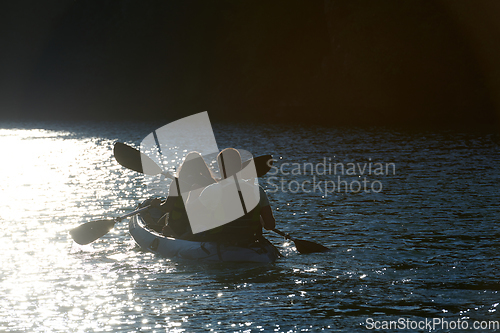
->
{"left": 149, "top": 151, "right": 216, "bottom": 238}
{"left": 189, "top": 148, "right": 276, "bottom": 244}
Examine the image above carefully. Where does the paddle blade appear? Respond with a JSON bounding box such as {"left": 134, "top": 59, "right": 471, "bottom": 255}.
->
{"left": 241, "top": 154, "right": 273, "bottom": 178}
{"left": 255, "top": 154, "right": 273, "bottom": 177}
{"left": 114, "top": 142, "right": 163, "bottom": 175}
{"left": 69, "top": 220, "right": 116, "bottom": 245}
{"left": 293, "top": 239, "right": 330, "bottom": 254}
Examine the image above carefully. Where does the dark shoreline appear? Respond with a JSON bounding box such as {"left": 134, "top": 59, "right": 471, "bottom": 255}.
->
{"left": 2, "top": 1, "right": 500, "bottom": 130}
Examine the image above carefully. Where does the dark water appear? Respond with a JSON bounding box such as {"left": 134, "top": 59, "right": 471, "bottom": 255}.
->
{"left": 0, "top": 121, "right": 499, "bottom": 332}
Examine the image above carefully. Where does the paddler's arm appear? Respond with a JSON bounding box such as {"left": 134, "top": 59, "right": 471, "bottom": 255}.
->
{"left": 150, "top": 196, "right": 175, "bottom": 213}
{"left": 260, "top": 205, "right": 276, "bottom": 230}
{"left": 258, "top": 186, "right": 275, "bottom": 230}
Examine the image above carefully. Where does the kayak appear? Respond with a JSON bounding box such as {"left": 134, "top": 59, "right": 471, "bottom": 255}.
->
{"left": 128, "top": 207, "right": 281, "bottom": 263}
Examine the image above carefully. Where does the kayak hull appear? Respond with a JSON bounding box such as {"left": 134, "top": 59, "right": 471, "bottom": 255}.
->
{"left": 129, "top": 214, "right": 281, "bottom": 263}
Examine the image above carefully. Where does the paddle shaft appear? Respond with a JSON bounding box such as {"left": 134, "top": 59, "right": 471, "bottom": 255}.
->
{"left": 272, "top": 228, "right": 294, "bottom": 241}
{"left": 116, "top": 205, "right": 151, "bottom": 222}
{"left": 272, "top": 228, "right": 330, "bottom": 254}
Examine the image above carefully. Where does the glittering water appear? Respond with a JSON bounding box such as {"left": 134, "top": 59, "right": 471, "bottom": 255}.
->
{"left": 0, "top": 121, "right": 499, "bottom": 332}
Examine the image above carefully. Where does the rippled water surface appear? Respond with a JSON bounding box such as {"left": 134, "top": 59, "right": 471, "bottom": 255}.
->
{"left": 0, "top": 121, "right": 499, "bottom": 332}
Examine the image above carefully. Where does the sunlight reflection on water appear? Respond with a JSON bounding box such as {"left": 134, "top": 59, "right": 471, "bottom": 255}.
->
{"left": 0, "top": 122, "right": 499, "bottom": 332}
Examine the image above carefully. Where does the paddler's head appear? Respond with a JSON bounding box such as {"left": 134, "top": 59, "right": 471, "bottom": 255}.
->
{"left": 178, "top": 152, "right": 214, "bottom": 189}
{"left": 217, "top": 148, "right": 242, "bottom": 179}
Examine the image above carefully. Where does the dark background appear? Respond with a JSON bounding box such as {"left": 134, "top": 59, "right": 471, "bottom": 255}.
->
{"left": 1, "top": 0, "right": 500, "bottom": 129}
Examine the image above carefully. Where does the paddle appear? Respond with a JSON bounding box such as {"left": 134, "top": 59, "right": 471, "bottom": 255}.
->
{"left": 272, "top": 228, "right": 330, "bottom": 254}
{"left": 114, "top": 142, "right": 167, "bottom": 177}
{"left": 69, "top": 206, "right": 150, "bottom": 245}
{"left": 113, "top": 142, "right": 329, "bottom": 254}
{"left": 113, "top": 142, "right": 274, "bottom": 178}
{"left": 242, "top": 154, "right": 274, "bottom": 178}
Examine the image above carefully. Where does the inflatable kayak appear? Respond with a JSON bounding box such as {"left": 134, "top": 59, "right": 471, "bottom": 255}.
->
{"left": 129, "top": 209, "right": 281, "bottom": 263}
